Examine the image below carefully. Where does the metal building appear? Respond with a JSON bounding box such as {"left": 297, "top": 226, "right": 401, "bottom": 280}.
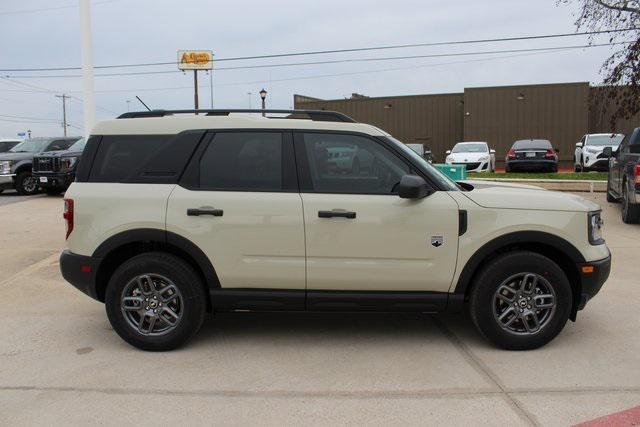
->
{"left": 295, "top": 82, "right": 638, "bottom": 165}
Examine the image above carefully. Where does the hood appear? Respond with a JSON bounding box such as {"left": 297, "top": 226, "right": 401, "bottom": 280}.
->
{"left": 447, "top": 152, "right": 489, "bottom": 162}
{"left": 583, "top": 145, "right": 617, "bottom": 153}
{"left": 0, "top": 151, "right": 34, "bottom": 161}
{"left": 461, "top": 183, "right": 600, "bottom": 212}
{"left": 461, "top": 179, "right": 544, "bottom": 191}
{"left": 36, "top": 150, "right": 83, "bottom": 158}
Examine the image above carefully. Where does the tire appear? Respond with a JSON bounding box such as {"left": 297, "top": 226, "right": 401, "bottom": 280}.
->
{"left": 105, "top": 252, "right": 207, "bottom": 351}
{"left": 469, "top": 251, "right": 572, "bottom": 350}
{"left": 505, "top": 164, "right": 511, "bottom": 173}
{"left": 621, "top": 181, "right": 640, "bottom": 224}
{"left": 551, "top": 165, "right": 558, "bottom": 173}
{"left": 606, "top": 173, "right": 619, "bottom": 203}
{"left": 15, "top": 171, "right": 40, "bottom": 195}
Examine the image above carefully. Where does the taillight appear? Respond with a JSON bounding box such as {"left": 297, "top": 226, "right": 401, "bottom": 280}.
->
{"left": 63, "top": 198, "right": 74, "bottom": 239}
{"left": 545, "top": 149, "right": 556, "bottom": 159}
{"left": 635, "top": 164, "right": 640, "bottom": 187}
{"left": 507, "top": 149, "right": 516, "bottom": 159}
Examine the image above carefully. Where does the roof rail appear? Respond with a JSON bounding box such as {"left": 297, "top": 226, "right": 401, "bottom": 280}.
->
{"left": 116, "top": 109, "right": 356, "bottom": 123}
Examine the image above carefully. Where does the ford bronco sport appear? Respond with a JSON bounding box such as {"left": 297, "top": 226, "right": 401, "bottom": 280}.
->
{"left": 59, "top": 109, "right": 611, "bottom": 351}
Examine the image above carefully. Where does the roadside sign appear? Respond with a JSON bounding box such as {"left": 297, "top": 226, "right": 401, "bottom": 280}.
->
{"left": 177, "top": 50, "right": 213, "bottom": 70}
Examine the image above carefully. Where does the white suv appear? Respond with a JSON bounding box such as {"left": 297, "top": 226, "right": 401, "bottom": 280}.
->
{"left": 574, "top": 133, "right": 624, "bottom": 172}
{"left": 60, "top": 109, "right": 611, "bottom": 351}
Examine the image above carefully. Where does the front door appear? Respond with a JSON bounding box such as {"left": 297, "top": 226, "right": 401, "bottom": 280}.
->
{"left": 166, "top": 131, "right": 305, "bottom": 291}
{"left": 295, "top": 132, "right": 460, "bottom": 294}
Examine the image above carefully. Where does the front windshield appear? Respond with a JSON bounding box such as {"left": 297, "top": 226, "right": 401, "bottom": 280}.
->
{"left": 9, "top": 139, "right": 50, "bottom": 153}
{"left": 386, "top": 136, "right": 459, "bottom": 191}
{"left": 587, "top": 134, "right": 624, "bottom": 146}
{"left": 452, "top": 143, "right": 487, "bottom": 153}
{"left": 68, "top": 137, "right": 87, "bottom": 151}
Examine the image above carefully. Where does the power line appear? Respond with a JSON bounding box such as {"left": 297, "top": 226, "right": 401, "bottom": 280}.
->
{"left": 0, "top": 0, "right": 118, "bottom": 17}
{"left": 1, "top": 41, "right": 627, "bottom": 79}
{"left": 0, "top": 28, "right": 635, "bottom": 73}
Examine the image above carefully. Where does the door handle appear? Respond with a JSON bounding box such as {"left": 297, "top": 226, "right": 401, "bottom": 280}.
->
{"left": 318, "top": 210, "right": 356, "bottom": 219}
{"left": 187, "top": 207, "right": 223, "bottom": 217}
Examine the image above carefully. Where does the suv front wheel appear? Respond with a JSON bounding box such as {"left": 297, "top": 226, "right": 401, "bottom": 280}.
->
{"left": 105, "top": 252, "right": 207, "bottom": 351}
{"left": 470, "top": 251, "right": 572, "bottom": 350}
{"left": 15, "top": 171, "right": 40, "bottom": 195}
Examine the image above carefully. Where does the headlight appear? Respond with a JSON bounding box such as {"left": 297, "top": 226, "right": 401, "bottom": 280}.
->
{"left": 479, "top": 156, "right": 490, "bottom": 162}
{"left": 60, "top": 157, "right": 78, "bottom": 171}
{"left": 588, "top": 211, "right": 604, "bottom": 245}
{"left": 0, "top": 160, "right": 12, "bottom": 175}
{"left": 446, "top": 156, "right": 454, "bottom": 163}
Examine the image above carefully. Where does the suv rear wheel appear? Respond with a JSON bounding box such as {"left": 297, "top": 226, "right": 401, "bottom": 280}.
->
{"left": 622, "top": 181, "right": 640, "bottom": 224}
{"left": 105, "top": 252, "right": 207, "bottom": 351}
{"left": 469, "top": 251, "right": 572, "bottom": 350}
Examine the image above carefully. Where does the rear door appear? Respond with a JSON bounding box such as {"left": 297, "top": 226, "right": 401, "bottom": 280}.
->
{"left": 295, "top": 131, "right": 460, "bottom": 295}
{"left": 166, "top": 131, "right": 306, "bottom": 292}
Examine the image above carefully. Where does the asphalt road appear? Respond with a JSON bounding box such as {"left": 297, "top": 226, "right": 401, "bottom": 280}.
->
{"left": 0, "top": 192, "right": 638, "bottom": 426}
{"left": 0, "top": 191, "right": 43, "bottom": 207}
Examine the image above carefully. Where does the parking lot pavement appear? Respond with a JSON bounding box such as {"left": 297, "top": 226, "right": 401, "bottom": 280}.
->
{"left": 0, "top": 193, "right": 638, "bottom": 426}
{"left": 0, "top": 191, "right": 43, "bottom": 207}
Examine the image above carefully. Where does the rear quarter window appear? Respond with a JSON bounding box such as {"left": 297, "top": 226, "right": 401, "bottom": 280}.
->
{"left": 86, "top": 131, "right": 204, "bottom": 183}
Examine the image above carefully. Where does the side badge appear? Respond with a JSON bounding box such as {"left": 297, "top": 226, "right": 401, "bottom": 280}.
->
{"left": 431, "top": 235, "right": 444, "bottom": 247}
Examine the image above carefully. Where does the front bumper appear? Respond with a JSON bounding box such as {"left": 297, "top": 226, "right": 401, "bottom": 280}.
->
{"left": 583, "top": 157, "right": 609, "bottom": 170}
{"left": 59, "top": 250, "right": 103, "bottom": 301}
{"left": 0, "top": 174, "right": 15, "bottom": 190}
{"left": 33, "top": 171, "right": 75, "bottom": 188}
{"left": 576, "top": 254, "right": 611, "bottom": 310}
{"left": 447, "top": 161, "right": 491, "bottom": 172}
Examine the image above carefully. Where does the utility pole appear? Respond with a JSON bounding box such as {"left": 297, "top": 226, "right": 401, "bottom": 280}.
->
{"left": 193, "top": 70, "right": 199, "bottom": 110}
{"left": 55, "top": 94, "right": 69, "bottom": 136}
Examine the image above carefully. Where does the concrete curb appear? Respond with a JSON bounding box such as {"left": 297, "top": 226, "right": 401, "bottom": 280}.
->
{"left": 469, "top": 178, "right": 607, "bottom": 193}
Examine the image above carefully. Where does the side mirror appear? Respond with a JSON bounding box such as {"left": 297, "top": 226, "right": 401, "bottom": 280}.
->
{"left": 576, "top": 142, "right": 583, "bottom": 147}
{"left": 489, "top": 149, "right": 495, "bottom": 154}
{"left": 445, "top": 150, "right": 451, "bottom": 155}
{"left": 602, "top": 146, "right": 613, "bottom": 157}
{"left": 554, "top": 148, "right": 560, "bottom": 154}
{"left": 398, "top": 174, "right": 432, "bottom": 199}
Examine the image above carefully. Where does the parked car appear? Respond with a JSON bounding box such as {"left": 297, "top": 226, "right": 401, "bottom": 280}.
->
{"left": 33, "top": 138, "right": 87, "bottom": 195}
{"left": 604, "top": 128, "right": 640, "bottom": 223}
{"left": 0, "top": 137, "right": 80, "bottom": 195}
{"left": 574, "top": 133, "right": 624, "bottom": 172}
{"left": 406, "top": 144, "right": 434, "bottom": 163}
{"left": 60, "top": 109, "right": 610, "bottom": 351}
{"left": 0, "top": 139, "right": 22, "bottom": 153}
{"left": 505, "top": 139, "right": 559, "bottom": 173}
{"left": 445, "top": 142, "right": 495, "bottom": 172}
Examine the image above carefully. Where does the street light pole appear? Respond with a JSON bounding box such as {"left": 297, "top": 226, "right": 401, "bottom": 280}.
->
{"left": 260, "top": 88, "right": 267, "bottom": 117}
{"left": 79, "top": 0, "right": 96, "bottom": 137}
{"left": 55, "top": 94, "right": 68, "bottom": 137}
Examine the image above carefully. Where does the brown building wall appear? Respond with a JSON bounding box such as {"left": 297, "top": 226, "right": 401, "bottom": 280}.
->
{"left": 463, "top": 82, "right": 589, "bottom": 163}
{"left": 295, "top": 82, "right": 638, "bottom": 165}
{"left": 294, "top": 93, "right": 464, "bottom": 163}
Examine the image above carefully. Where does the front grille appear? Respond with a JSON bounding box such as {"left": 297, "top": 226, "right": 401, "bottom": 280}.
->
{"left": 464, "top": 162, "right": 481, "bottom": 170}
{"left": 33, "top": 157, "right": 60, "bottom": 173}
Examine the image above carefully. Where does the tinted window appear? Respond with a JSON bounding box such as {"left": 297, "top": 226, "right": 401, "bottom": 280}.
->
{"left": 302, "top": 133, "right": 410, "bottom": 194}
{"left": 199, "top": 132, "right": 282, "bottom": 191}
{"left": 89, "top": 134, "right": 201, "bottom": 183}
{"left": 46, "top": 139, "right": 76, "bottom": 151}
{"left": 513, "top": 139, "right": 552, "bottom": 150}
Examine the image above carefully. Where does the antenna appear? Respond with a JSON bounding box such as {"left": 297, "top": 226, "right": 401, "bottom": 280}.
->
{"left": 135, "top": 95, "right": 151, "bottom": 111}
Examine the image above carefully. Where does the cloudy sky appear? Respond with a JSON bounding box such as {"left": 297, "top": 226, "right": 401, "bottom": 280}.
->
{"left": 0, "top": 0, "right": 623, "bottom": 137}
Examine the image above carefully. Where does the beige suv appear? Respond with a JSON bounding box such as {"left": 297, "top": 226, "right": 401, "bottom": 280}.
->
{"left": 59, "top": 109, "right": 611, "bottom": 351}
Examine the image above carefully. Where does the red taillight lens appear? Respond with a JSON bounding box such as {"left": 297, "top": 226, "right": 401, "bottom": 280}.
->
{"left": 545, "top": 149, "right": 556, "bottom": 159}
{"left": 63, "top": 198, "right": 74, "bottom": 239}
{"left": 635, "top": 165, "right": 640, "bottom": 187}
{"left": 507, "top": 149, "right": 516, "bottom": 159}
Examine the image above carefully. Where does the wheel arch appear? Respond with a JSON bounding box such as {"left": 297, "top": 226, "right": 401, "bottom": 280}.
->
{"left": 454, "top": 231, "right": 584, "bottom": 318}
{"left": 14, "top": 161, "right": 33, "bottom": 175}
{"left": 92, "top": 229, "right": 219, "bottom": 309}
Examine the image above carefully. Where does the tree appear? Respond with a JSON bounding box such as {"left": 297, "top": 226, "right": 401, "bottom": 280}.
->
{"left": 561, "top": 1, "right": 640, "bottom": 130}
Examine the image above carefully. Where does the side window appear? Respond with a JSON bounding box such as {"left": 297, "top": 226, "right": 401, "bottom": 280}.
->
{"left": 199, "top": 132, "right": 283, "bottom": 191}
{"left": 618, "top": 134, "right": 630, "bottom": 154}
{"left": 301, "top": 133, "right": 410, "bottom": 194}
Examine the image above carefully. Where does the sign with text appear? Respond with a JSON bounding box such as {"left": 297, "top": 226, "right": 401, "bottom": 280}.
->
{"left": 177, "top": 50, "right": 213, "bottom": 70}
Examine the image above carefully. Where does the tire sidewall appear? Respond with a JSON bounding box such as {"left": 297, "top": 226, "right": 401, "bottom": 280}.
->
{"left": 105, "top": 253, "right": 206, "bottom": 351}
{"left": 470, "top": 252, "right": 572, "bottom": 350}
